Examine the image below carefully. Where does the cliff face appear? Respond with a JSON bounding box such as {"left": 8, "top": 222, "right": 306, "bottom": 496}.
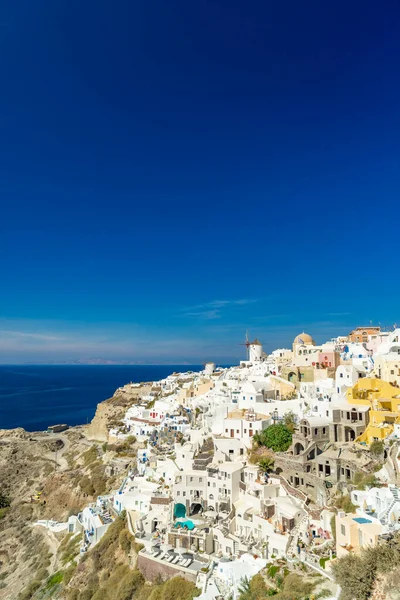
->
{"left": 86, "top": 400, "right": 121, "bottom": 441}
{"left": 86, "top": 384, "right": 152, "bottom": 442}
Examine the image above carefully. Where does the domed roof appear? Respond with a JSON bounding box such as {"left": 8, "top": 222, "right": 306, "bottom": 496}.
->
{"left": 293, "top": 332, "right": 315, "bottom": 346}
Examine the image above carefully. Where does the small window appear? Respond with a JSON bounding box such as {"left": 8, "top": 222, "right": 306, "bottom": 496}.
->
{"left": 341, "top": 525, "right": 346, "bottom": 535}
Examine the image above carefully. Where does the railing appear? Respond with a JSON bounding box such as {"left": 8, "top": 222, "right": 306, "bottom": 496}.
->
{"left": 218, "top": 494, "right": 230, "bottom": 502}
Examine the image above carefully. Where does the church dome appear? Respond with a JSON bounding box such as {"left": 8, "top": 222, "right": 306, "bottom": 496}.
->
{"left": 293, "top": 332, "right": 315, "bottom": 346}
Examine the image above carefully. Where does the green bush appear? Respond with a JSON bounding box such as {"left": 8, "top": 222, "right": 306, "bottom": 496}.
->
{"left": 61, "top": 534, "right": 81, "bottom": 565}
{"left": 45, "top": 570, "right": 64, "bottom": 589}
{"left": 267, "top": 565, "right": 280, "bottom": 578}
{"left": 334, "top": 494, "right": 356, "bottom": 513}
{"left": 332, "top": 551, "right": 376, "bottom": 600}
{"left": 283, "top": 411, "right": 296, "bottom": 433}
{"left": 369, "top": 440, "right": 384, "bottom": 458}
{"left": 319, "top": 557, "right": 329, "bottom": 569}
{"left": 0, "top": 493, "right": 10, "bottom": 508}
{"left": 353, "top": 471, "right": 381, "bottom": 490}
{"left": 254, "top": 424, "right": 292, "bottom": 452}
{"left": 0, "top": 507, "right": 9, "bottom": 520}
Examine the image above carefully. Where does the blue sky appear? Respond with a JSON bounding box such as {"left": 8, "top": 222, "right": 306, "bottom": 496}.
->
{"left": 0, "top": 0, "right": 399, "bottom": 363}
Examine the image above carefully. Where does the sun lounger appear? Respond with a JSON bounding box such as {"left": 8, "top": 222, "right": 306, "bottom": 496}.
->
{"left": 166, "top": 555, "right": 175, "bottom": 562}
{"left": 172, "top": 555, "right": 180, "bottom": 564}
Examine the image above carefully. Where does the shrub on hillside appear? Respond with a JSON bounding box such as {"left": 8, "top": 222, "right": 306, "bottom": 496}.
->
{"left": 118, "top": 528, "right": 132, "bottom": 555}
{"left": 146, "top": 576, "right": 200, "bottom": 600}
{"left": 331, "top": 551, "right": 376, "bottom": 600}
{"left": 369, "top": 440, "right": 384, "bottom": 458}
{"left": 254, "top": 424, "right": 292, "bottom": 452}
{"left": 334, "top": 494, "right": 356, "bottom": 513}
{"left": 353, "top": 471, "right": 381, "bottom": 490}
{"left": 83, "top": 447, "right": 98, "bottom": 466}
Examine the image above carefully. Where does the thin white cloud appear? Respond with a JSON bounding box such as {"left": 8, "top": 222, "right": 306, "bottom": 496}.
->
{"left": 183, "top": 298, "right": 257, "bottom": 319}
{"left": 0, "top": 330, "right": 63, "bottom": 341}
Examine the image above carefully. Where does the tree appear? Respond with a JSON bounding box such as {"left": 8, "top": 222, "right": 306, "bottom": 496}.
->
{"left": 370, "top": 440, "right": 384, "bottom": 459}
{"left": 257, "top": 424, "right": 292, "bottom": 452}
{"left": 331, "top": 551, "right": 376, "bottom": 600}
{"left": 258, "top": 455, "right": 275, "bottom": 473}
{"left": 238, "top": 576, "right": 253, "bottom": 600}
{"left": 283, "top": 410, "right": 296, "bottom": 433}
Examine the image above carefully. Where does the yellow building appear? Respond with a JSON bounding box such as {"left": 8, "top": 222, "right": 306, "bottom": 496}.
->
{"left": 335, "top": 511, "right": 383, "bottom": 558}
{"left": 176, "top": 378, "right": 214, "bottom": 404}
{"left": 347, "top": 378, "right": 400, "bottom": 444}
{"left": 373, "top": 355, "right": 400, "bottom": 386}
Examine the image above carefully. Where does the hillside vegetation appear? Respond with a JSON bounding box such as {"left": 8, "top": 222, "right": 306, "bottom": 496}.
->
{"left": 331, "top": 532, "right": 400, "bottom": 600}
{"left": 41, "top": 514, "right": 200, "bottom": 600}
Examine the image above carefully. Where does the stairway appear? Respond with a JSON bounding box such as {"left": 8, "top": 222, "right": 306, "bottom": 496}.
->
{"left": 286, "top": 515, "right": 309, "bottom": 555}
{"left": 380, "top": 488, "right": 400, "bottom": 525}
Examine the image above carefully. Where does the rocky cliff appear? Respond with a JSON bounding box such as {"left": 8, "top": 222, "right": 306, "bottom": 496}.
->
{"left": 86, "top": 383, "right": 152, "bottom": 442}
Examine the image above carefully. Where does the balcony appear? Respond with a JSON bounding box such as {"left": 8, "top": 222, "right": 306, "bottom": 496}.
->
{"left": 218, "top": 493, "right": 230, "bottom": 502}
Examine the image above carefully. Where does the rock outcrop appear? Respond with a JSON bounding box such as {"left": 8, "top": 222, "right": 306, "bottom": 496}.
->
{"left": 86, "top": 384, "right": 151, "bottom": 441}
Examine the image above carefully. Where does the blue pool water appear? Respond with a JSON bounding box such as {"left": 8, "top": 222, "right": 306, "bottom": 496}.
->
{"left": 353, "top": 517, "right": 372, "bottom": 524}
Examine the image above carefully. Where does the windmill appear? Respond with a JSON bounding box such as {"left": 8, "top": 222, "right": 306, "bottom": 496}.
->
{"left": 239, "top": 331, "right": 251, "bottom": 360}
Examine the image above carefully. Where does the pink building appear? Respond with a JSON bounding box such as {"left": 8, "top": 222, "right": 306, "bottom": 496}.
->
{"left": 316, "top": 351, "right": 339, "bottom": 369}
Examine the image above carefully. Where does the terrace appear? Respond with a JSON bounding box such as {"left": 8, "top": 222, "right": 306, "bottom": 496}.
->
{"left": 139, "top": 545, "right": 205, "bottom": 574}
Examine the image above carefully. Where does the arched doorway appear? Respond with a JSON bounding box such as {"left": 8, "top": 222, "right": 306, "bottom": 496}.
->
{"left": 345, "top": 427, "right": 356, "bottom": 442}
{"left": 174, "top": 503, "right": 186, "bottom": 518}
{"left": 294, "top": 442, "right": 305, "bottom": 456}
{"left": 190, "top": 503, "right": 202, "bottom": 516}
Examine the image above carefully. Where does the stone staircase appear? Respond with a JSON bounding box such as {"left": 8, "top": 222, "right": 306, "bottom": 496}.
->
{"left": 286, "top": 514, "right": 309, "bottom": 556}
{"left": 381, "top": 487, "right": 400, "bottom": 525}
{"left": 276, "top": 474, "right": 308, "bottom": 504}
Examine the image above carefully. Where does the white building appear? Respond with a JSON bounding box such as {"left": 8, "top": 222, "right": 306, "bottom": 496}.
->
{"left": 222, "top": 409, "right": 271, "bottom": 448}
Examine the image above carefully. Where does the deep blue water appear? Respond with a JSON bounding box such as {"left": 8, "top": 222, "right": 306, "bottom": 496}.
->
{"left": 0, "top": 365, "right": 203, "bottom": 431}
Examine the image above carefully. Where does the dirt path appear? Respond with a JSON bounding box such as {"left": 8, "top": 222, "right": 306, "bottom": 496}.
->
{"left": 34, "top": 524, "right": 60, "bottom": 573}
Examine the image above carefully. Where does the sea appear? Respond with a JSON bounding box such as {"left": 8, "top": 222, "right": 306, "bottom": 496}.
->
{"left": 0, "top": 365, "right": 204, "bottom": 432}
